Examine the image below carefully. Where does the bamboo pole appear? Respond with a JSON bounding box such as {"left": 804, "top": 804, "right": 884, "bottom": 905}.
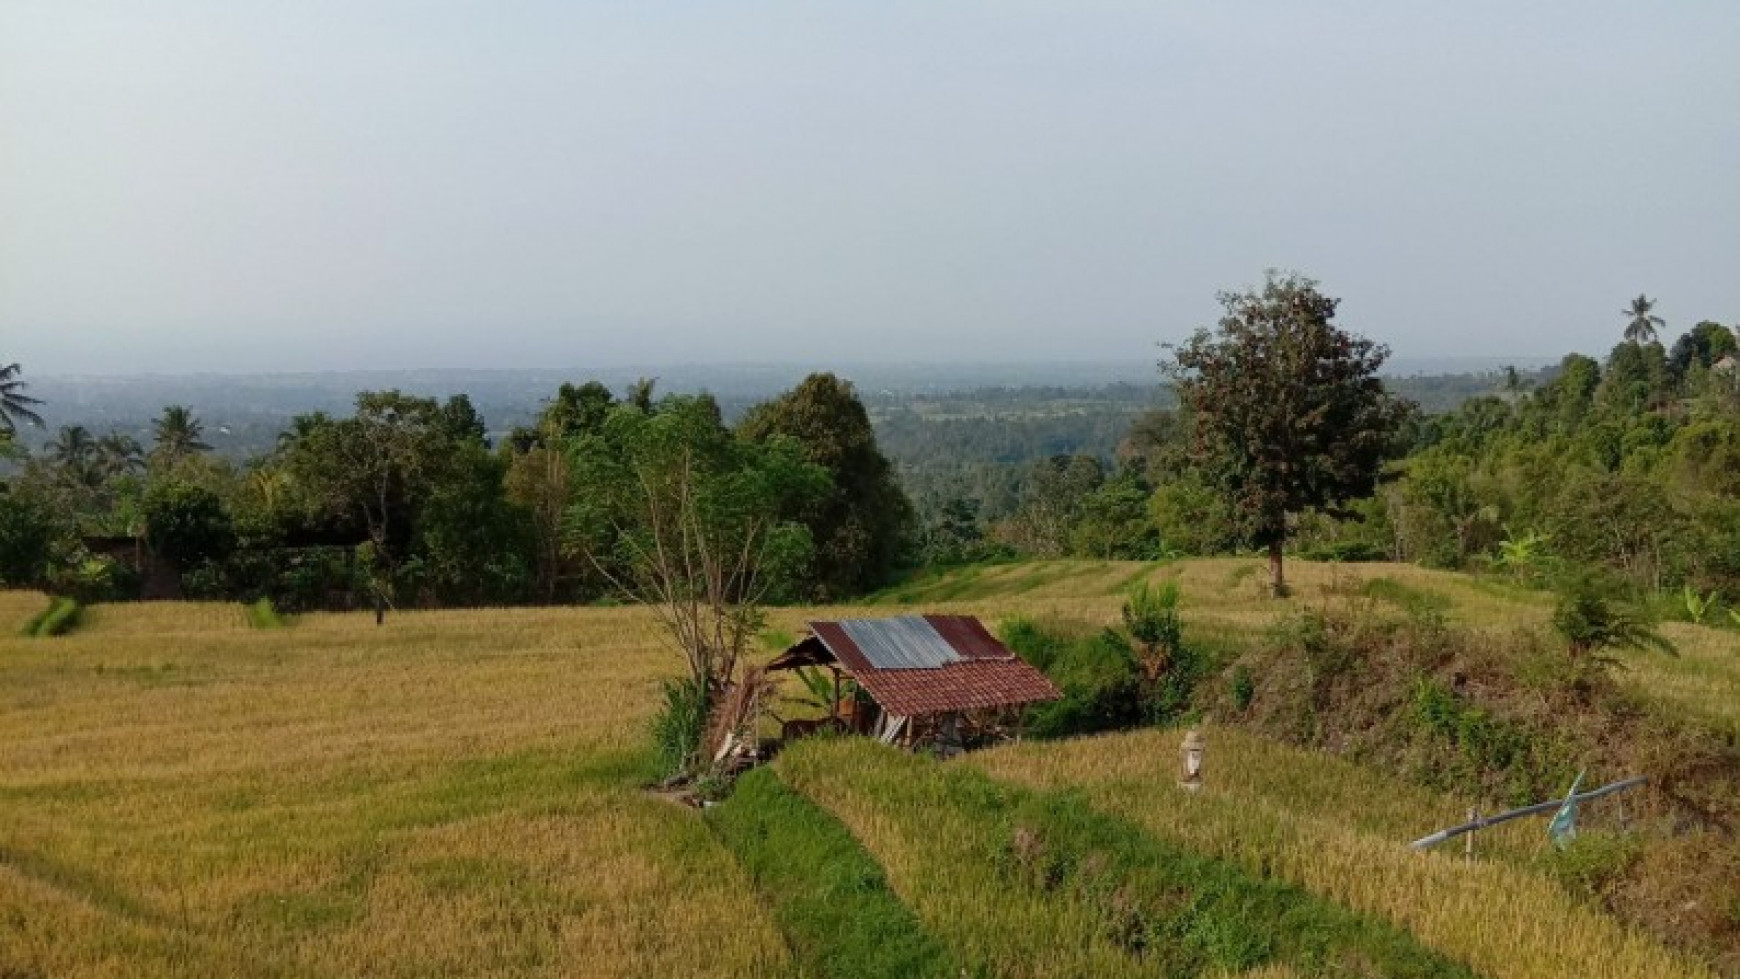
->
{"left": 1409, "top": 776, "right": 1649, "bottom": 851}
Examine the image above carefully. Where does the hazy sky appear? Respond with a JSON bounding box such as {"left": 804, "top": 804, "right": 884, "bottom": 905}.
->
{"left": 2, "top": 2, "right": 1736, "bottom": 375}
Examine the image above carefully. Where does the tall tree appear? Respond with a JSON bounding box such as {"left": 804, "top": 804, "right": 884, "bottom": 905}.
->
{"left": 1166, "top": 273, "right": 1410, "bottom": 594}
{"left": 1622, "top": 294, "right": 1665, "bottom": 346}
{"left": 0, "top": 363, "right": 44, "bottom": 433}
{"left": 282, "top": 391, "right": 454, "bottom": 621}
{"left": 565, "top": 395, "right": 827, "bottom": 698}
{"left": 1668, "top": 321, "right": 1737, "bottom": 378}
{"left": 737, "top": 373, "right": 915, "bottom": 599}
{"left": 151, "top": 405, "right": 212, "bottom": 465}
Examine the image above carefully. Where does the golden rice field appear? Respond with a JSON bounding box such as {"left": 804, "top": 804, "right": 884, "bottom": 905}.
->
{"left": 1, "top": 559, "right": 1732, "bottom": 977}
{"left": 971, "top": 731, "right": 1709, "bottom": 979}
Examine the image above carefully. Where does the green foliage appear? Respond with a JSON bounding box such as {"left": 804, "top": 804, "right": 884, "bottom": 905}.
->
{"left": 706, "top": 768, "right": 957, "bottom": 979}
{"left": 22, "top": 595, "right": 83, "bottom": 637}
{"left": 1122, "top": 581, "right": 1182, "bottom": 658}
{"left": 567, "top": 395, "right": 829, "bottom": 691}
{"left": 738, "top": 373, "right": 917, "bottom": 600}
{"left": 1410, "top": 678, "right": 1571, "bottom": 802}
{"left": 1533, "top": 831, "right": 1644, "bottom": 901}
{"left": 1007, "top": 607, "right": 1204, "bottom": 738}
{"left": 650, "top": 676, "right": 709, "bottom": 780}
{"left": 1229, "top": 665, "right": 1256, "bottom": 711}
{"left": 51, "top": 555, "right": 129, "bottom": 603}
{"left": 1495, "top": 527, "right": 1554, "bottom": 584}
{"left": 0, "top": 362, "right": 45, "bottom": 433}
{"left": 0, "top": 491, "right": 63, "bottom": 586}
{"left": 143, "top": 479, "right": 235, "bottom": 570}
{"left": 1296, "top": 539, "right": 1388, "bottom": 563}
{"left": 1681, "top": 585, "right": 1719, "bottom": 625}
{"left": 1148, "top": 471, "right": 1242, "bottom": 556}
{"left": 1000, "top": 454, "right": 1107, "bottom": 557}
{"left": 918, "top": 496, "right": 1012, "bottom": 567}
{"left": 243, "top": 597, "right": 285, "bottom": 629}
{"left": 1069, "top": 472, "right": 1160, "bottom": 560}
{"left": 415, "top": 444, "right": 535, "bottom": 605}
{"left": 1023, "top": 628, "right": 1145, "bottom": 738}
{"left": 149, "top": 404, "right": 212, "bottom": 468}
{"left": 1551, "top": 575, "right": 1676, "bottom": 663}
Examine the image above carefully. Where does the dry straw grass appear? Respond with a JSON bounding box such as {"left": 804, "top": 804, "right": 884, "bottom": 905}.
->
{"left": 974, "top": 727, "right": 1712, "bottom": 979}
{"left": 0, "top": 598, "right": 785, "bottom": 978}
{"left": 2, "top": 556, "right": 1727, "bottom": 977}
{"left": 0, "top": 590, "right": 47, "bottom": 632}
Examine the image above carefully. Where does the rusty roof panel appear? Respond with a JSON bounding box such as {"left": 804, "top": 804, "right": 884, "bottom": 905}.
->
{"left": 836, "top": 616, "right": 961, "bottom": 669}
{"left": 922, "top": 615, "right": 1012, "bottom": 661}
{"left": 808, "top": 621, "right": 872, "bottom": 674}
{"left": 849, "top": 660, "right": 1061, "bottom": 717}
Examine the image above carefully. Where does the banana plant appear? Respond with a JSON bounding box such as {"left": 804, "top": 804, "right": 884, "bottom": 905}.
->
{"left": 1495, "top": 527, "right": 1550, "bottom": 582}
{"left": 1683, "top": 585, "right": 1718, "bottom": 626}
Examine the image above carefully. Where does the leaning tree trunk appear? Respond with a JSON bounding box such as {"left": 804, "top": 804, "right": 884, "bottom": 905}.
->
{"left": 1268, "top": 540, "right": 1287, "bottom": 597}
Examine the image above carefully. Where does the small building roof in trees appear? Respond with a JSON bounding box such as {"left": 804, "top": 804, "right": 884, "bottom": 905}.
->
{"left": 767, "top": 615, "right": 1061, "bottom": 717}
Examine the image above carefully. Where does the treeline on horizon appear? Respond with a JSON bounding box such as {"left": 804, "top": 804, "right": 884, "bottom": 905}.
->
{"left": 1, "top": 296, "right": 1737, "bottom": 613}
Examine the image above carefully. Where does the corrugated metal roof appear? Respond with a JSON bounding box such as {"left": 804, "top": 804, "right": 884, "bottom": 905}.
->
{"left": 924, "top": 615, "right": 1013, "bottom": 661}
{"left": 796, "top": 614, "right": 1061, "bottom": 717}
{"left": 837, "top": 616, "right": 962, "bottom": 669}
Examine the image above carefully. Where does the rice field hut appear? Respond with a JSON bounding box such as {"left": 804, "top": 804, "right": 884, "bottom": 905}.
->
{"left": 765, "top": 614, "right": 1061, "bottom": 754}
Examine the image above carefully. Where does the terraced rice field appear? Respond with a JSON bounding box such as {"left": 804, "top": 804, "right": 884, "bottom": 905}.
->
{"left": 1, "top": 559, "right": 1731, "bottom": 977}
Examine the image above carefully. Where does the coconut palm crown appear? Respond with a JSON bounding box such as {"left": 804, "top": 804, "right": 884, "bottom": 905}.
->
{"left": 1623, "top": 294, "right": 1666, "bottom": 346}
{"left": 1, "top": 363, "right": 45, "bottom": 433}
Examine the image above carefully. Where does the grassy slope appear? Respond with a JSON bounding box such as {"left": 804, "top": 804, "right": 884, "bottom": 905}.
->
{"left": 778, "top": 738, "right": 1477, "bottom": 979}
{"left": 2, "top": 558, "right": 1731, "bottom": 977}
{"left": 973, "top": 731, "right": 1709, "bottom": 979}
{"left": 706, "top": 767, "right": 957, "bottom": 979}
{"left": 859, "top": 558, "right": 1739, "bottom": 734}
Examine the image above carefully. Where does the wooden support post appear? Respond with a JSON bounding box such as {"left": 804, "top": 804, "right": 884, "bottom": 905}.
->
{"left": 1465, "top": 807, "right": 1477, "bottom": 864}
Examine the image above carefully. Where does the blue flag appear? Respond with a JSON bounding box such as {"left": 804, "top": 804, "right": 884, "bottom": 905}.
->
{"left": 1548, "top": 770, "right": 1586, "bottom": 849}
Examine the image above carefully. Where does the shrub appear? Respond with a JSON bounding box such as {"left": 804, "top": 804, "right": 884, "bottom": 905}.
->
{"left": 1024, "top": 629, "right": 1145, "bottom": 739}
{"left": 1230, "top": 666, "right": 1256, "bottom": 712}
{"left": 1010, "top": 611, "right": 1208, "bottom": 738}
{"left": 650, "top": 676, "right": 709, "bottom": 780}
{"left": 1123, "top": 581, "right": 1182, "bottom": 679}
{"left": 243, "top": 597, "right": 285, "bottom": 629}
{"left": 1534, "top": 831, "right": 1643, "bottom": 901}
{"left": 49, "top": 556, "right": 128, "bottom": 603}
{"left": 22, "top": 596, "right": 83, "bottom": 637}
{"left": 1551, "top": 575, "right": 1674, "bottom": 663}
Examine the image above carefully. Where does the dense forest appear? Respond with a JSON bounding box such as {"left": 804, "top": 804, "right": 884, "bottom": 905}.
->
{"left": 2, "top": 293, "right": 1734, "bottom": 616}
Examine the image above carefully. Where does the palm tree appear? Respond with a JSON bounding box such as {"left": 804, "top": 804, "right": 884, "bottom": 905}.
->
{"left": 95, "top": 432, "right": 146, "bottom": 479}
{"left": 47, "top": 425, "right": 104, "bottom": 489}
{"left": 152, "top": 405, "right": 211, "bottom": 464}
{"left": 0, "top": 363, "right": 45, "bottom": 433}
{"left": 1622, "top": 294, "right": 1666, "bottom": 346}
{"left": 47, "top": 425, "right": 96, "bottom": 468}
